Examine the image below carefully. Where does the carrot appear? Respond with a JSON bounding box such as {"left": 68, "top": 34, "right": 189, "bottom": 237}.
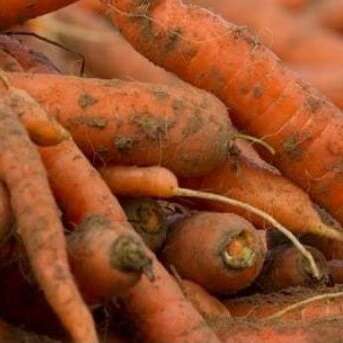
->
{"left": 67, "top": 214, "right": 152, "bottom": 304}
{"left": 0, "top": 0, "right": 78, "bottom": 29}
{"left": 256, "top": 244, "right": 329, "bottom": 291}
{"left": 37, "top": 5, "right": 180, "bottom": 84}
{"left": 184, "top": 0, "right": 343, "bottom": 67}
{"left": 8, "top": 72, "right": 231, "bottom": 178}
{"left": 224, "top": 285, "right": 343, "bottom": 320}
{"left": 121, "top": 198, "right": 168, "bottom": 252}
{"left": 0, "top": 101, "right": 96, "bottom": 342}
{"left": 162, "top": 212, "right": 265, "bottom": 294}
{"left": 271, "top": 0, "right": 311, "bottom": 11}
{"left": 0, "top": 34, "right": 60, "bottom": 74}
{"left": 294, "top": 67, "right": 343, "bottom": 109}
{"left": 103, "top": 0, "right": 343, "bottom": 226}
{"left": 328, "top": 259, "right": 343, "bottom": 284}
{"left": 40, "top": 141, "right": 221, "bottom": 343}
{"left": 179, "top": 279, "right": 231, "bottom": 321}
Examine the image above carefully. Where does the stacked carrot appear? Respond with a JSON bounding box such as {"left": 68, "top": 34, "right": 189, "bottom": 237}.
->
{"left": 0, "top": 0, "right": 342, "bottom": 341}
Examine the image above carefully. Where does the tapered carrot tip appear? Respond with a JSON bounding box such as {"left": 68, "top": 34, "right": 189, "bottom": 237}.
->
{"left": 223, "top": 230, "right": 256, "bottom": 269}
{"left": 122, "top": 198, "right": 168, "bottom": 252}
{"left": 111, "top": 234, "right": 154, "bottom": 281}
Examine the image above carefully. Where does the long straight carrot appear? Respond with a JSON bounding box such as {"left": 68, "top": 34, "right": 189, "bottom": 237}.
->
{"left": 0, "top": 0, "right": 78, "bottom": 29}
{"left": 103, "top": 0, "right": 343, "bottom": 226}
{"left": 0, "top": 101, "right": 97, "bottom": 343}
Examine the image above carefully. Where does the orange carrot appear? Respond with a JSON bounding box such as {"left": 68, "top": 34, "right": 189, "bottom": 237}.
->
{"left": 162, "top": 212, "right": 265, "bottom": 294}
{"left": 184, "top": 0, "right": 343, "bottom": 67}
{"left": 8, "top": 72, "right": 231, "bottom": 178}
{"left": 224, "top": 286, "right": 343, "bottom": 320}
{"left": 0, "top": 0, "right": 78, "bottom": 29}
{"left": 121, "top": 198, "right": 168, "bottom": 252}
{"left": 104, "top": 0, "right": 343, "bottom": 226}
{"left": 256, "top": 244, "right": 329, "bottom": 291}
{"left": 0, "top": 101, "right": 96, "bottom": 343}
{"left": 328, "top": 259, "right": 343, "bottom": 284}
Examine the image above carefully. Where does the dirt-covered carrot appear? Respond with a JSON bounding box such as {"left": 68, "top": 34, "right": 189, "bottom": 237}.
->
{"left": 162, "top": 212, "right": 265, "bottom": 294}
{"left": 0, "top": 0, "right": 78, "bottom": 29}
{"left": 37, "top": 6, "right": 180, "bottom": 83}
{"left": 180, "top": 279, "right": 231, "bottom": 321}
{"left": 294, "top": 67, "right": 343, "bottom": 109}
{"left": 0, "top": 101, "right": 96, "bottom": 343}
{"left": 8, "top": 72, "right": 230, "bottom": 178}
{"left": 328, "top": 260, "right": 343, "bottom": 284}
{"left": 256, "top": 244, "right": 329, "bottom": 291}
{"left": 184, "top": 0, "right": 343, "bottom": 67}
{"left": 0, "top": 35, "right": 60, "bottom": 74}
{"left": 104, "top": 0, "right": 343, "bottom": 226}
{"left": 121, "top": 198, "right": 168, "bottom": 252}
{"left": 224, "top": 285, "right": 343, "bottom": 320}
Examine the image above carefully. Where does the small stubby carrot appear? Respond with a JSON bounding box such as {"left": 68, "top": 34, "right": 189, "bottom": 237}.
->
{"left": 223, "top": 285, "right": 343, "bottom": 320}
{"left": 0, "top": 102, "right": 97, "bottom": 343}
{"left": 185, "top": 0, "right": 343, "bottom": 67}
{"left": 294, "top": 67, "right": 343, "bottom": 109}
{"left": 256, "top": 244, "right": 329, "bottom": 292}
{"left": 121, "top": 198, "right": 168, "bottom": 252}
{"left": 103, "top": 0, "right": 343, "bottom": 226}
{"left": 328, "top": 259, "right": 343, "bottom": 284}
{"left": 0, "top": 0, "right": 78, "bottom": 29}
{"left": 180, "top": 279, "right": 231, "bottom": 321}
{"left": 162, "top": 212, "right": 265, "bottom": 294}
{"left": 8, "top": 72, "right": 231, "bottom": 178}
{"left": 0, "top": 34, "right": 60, "bottom": 74}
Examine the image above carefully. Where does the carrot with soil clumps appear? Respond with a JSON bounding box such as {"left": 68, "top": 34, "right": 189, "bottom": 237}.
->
{"left": 121, "top": 198, "right": 168, "bottom": 252}
{"left": 162, "top": 212, "right": 266, "bottom": 294}
{"left": 104, "top": 0, "right": 343, "bottom": 226}
{"left": 0, "top": 101, "right": 96, "bottom": 342}
{"left": 0, "top": 0, "right": 78, "bottom": 30}
{"left": 8, "top": 72, "right": 231, "bottom": 178}
{"left": 40, "top": 140, "right": 221, "bottom": 343}
{"left": 256, "top": 244, "right": 329, "bottom": 292}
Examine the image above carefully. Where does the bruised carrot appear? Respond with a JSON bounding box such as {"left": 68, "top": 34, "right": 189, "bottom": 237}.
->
{"left": 180, "top": 279, "right": 231, "bottom": 321}
{"left": 256, "top": 244, "right": 329, "bottom": 291}
{"left": 0, "top": 35, "right": 60, "bottom": 74}
{"left": 104, "top": 0, "right": 343, "bottom": 226}
{"left": 0, "top": 0, "right": 78, "bottom": 29}
{"left": 8, "top": 72, "right": 231, "bottom": 178}
{"left": 294, "top": 67, "right": 343, "bottom": 110}
{"left": 328, "top": 259, "right": 343, "bottom": 284}
{"left": 121, "top": 198, "right": 168, "bottom": 252}
{"left": 162, "top": 212, "right": 265, "bottom": 294}
{"left": 224, "top": 285, "right": 343, "bottom": 320}
{"left": 185, "top": 0, "right": 343, "bottom": 67}
{"left": 0, "top": 101, "right": 96, "bottom": 342}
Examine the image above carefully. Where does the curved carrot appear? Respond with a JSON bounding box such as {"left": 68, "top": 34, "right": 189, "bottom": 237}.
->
{"left": 103, "top": 0, "right": 343, "bottom": 225}
{"left": 0, "top": 0, "right": 78, "bottom": 29}
{"left": 162, "top": 212, "right": 265, "bottom": 294}
{"left": 8, "top": 72, "right": 231, "bottom": 178}
{"left": 0, "top": 101, "right": 97, "bottom": 343}
{"left": 256, "top": 244, "right": 329, "bottom": 291}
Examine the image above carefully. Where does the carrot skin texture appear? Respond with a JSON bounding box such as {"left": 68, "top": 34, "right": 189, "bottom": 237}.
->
{"left": 162, "top": 212, "right": 265, "bottom": 294}
{"left": 9, "top": 72, "right": 230, "bottom": 178}
{"left": 0, "top": 103, "right": 97, "bottom": 343}
{"left": 0, "top": 0, "right": 78, "bottom": 29}
{"left": 104, "top": 0, "right": 343, "bottom": 225}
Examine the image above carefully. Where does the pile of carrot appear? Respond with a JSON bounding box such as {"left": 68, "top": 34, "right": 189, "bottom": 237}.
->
{"left": 0, "top": 0, "right": 342, "bottom": 341}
